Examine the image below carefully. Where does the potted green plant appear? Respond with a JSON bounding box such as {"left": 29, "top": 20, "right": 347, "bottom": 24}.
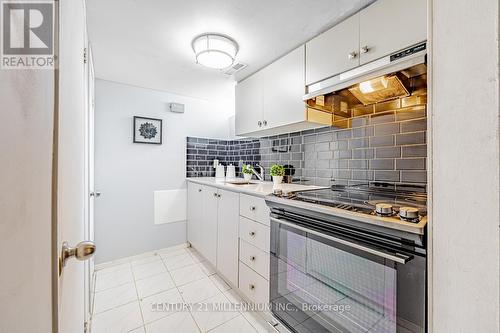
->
{"left": 270, "top": 164, "right": 285, "bottom": 185}
{"left": 242, "top": 164, "right": 253, "bottom": 182}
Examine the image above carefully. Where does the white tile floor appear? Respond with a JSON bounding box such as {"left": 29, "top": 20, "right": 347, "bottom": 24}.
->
{"left": 91, "top": 246, "right": 271, "bottom": 333}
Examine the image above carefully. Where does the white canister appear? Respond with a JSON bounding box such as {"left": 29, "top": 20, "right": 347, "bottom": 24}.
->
{"left": 215, "top": 164, "right": 225, "bottom": 179}
{"left": 226, "top": 164, "right": 236, "bottom": 179}
{"left": 273, "top": 175, "right": 284, "bottom": 186}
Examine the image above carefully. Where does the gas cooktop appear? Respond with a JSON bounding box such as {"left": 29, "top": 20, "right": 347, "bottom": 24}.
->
{"left": 284, "top": 182, "right": 427, "bottom": 223}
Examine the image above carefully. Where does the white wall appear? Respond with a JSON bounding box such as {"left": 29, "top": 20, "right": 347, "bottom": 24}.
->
{"left": 94, "top": 79, "right": 234, "bottom": 263}
{"left": 431, "top": 0, "right": 499, "bottom": 331}
{"left": 0, "top": 72, "right": 54, "bottom": 332}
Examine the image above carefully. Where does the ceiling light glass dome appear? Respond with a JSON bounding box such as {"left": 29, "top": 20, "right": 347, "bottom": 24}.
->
{"left": 192, "top": 34, "right": 238, "bottom": 69}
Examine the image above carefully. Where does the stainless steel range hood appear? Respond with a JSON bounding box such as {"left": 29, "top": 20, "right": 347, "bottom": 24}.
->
{"left": 303, "top": 43, "right": 427, "bottom": 101}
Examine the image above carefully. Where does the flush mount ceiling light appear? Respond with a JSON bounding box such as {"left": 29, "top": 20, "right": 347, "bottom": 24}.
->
{"left": 192, "top": 33, "right": 239, "bottom": 69}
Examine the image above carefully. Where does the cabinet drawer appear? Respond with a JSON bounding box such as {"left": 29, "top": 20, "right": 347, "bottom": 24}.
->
{"left": 239, "top": 194, "right": 270, "bottom": 226}
{"left": 239, "top": 262, "right": 269, "bottom": 304}
{"left": 239, "top": 216, "right": 270, "bottom": 252}
{"left": 239, "top": 239, "right": 270, "bottom": 280}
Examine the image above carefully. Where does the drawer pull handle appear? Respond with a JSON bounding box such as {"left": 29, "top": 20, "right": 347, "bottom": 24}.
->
{"left": 250, "top": 256, "right": 256, "bottom": 261}
{"left": 249, "top": 284, "right": 255, "bottom": 290}
{"left": 249, "top": 231, "right": 256, "bottom": 237}
{"left": 198, "top": 189, "right": 202, "bottom": 192}
{"left": 250, "top": 206, "right": 256, "bottom": 211}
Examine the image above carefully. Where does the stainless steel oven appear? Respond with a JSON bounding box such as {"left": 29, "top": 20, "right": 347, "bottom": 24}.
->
{"left": 269, "top": 208, "right": 426, "bottom": 333}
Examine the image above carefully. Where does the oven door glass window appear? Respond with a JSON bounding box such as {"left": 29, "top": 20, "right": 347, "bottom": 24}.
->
{"left": 270, "top": 221, "right": 425, "bottom": 333}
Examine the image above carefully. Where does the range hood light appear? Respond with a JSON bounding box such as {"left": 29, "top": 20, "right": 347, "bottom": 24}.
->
{"left": 348, "top": 74, "right": 410, "bottom": 105}
{"left": 359, "top": 76, "right": 389, "bottom": 94}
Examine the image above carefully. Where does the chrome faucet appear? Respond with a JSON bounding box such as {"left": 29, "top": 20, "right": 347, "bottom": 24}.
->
{"left": 252, "top": 164, "right": 265, "bottom": 182}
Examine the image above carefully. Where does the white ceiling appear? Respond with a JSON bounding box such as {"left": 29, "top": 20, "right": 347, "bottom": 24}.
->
{"left": 86, "top": 0, "right": 374, "bottom": 101}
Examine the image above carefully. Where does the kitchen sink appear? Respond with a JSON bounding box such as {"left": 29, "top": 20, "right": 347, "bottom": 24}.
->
{"left": 226, "top": 180, "right": 259, "bottom": 185}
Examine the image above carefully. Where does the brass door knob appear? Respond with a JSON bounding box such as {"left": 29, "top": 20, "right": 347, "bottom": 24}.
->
{"left": 59, "top": 241, "right": 96, "bottom": 274}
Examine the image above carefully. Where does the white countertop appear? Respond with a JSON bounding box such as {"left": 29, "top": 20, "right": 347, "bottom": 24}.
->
{"left": 187, "top": 177, "right": 426, "bottom": 235}
{"left": 185, "top": 177, "right": 325, "bottom": 197}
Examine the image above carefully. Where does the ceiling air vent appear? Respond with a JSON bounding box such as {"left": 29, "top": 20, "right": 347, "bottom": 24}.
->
{"left": 223, "top": 62, "right": 247, "bottom": 75}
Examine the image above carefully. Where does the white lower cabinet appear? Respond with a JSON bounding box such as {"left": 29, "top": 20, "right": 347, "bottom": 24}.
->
{"left": 216, "top": 189, "right": 239, "bottom": 287}
{"left": 187, "top": 182, "right": 203, "bottom": 250}
{"left": 239, "top": 239, "right": 270, "bottom": 279}
{"left": 239, "top": 261, "right": 270, "bottom": 304}
{"left": 187, "top": 183, "right": 240, "bottom": 287}
{"left": 187, "top": 181, "right": 272, "bottom": 304}
{"left": 201, "top": 186, "right": 218, "bottom": 265}
{"left": 239, "top": 216, "right": 270, "bottom": 252}
{"left": 239, "top": 194, "right": 271, "bottom": 226}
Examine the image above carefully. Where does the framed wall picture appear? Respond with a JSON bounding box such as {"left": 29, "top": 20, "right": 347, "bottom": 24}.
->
{"left": 133, "top": 116, "right": 163, "bottom": 144}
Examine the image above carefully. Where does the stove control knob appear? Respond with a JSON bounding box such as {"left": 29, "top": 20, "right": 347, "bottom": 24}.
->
{"left": 399, "top": 207, "right": 420, "bottom": 220}
{"left": 375, "top": 203, "right": 394, "bottom": 216}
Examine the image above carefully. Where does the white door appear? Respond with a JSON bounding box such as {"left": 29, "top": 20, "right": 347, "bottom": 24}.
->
{"left": 84, "top": 44, "right": 96, "bottom": 326}
{"left": 262, "top": 46, "right": 306, "bottom": 130}
{"left": 57, "top": 0, "right": 94, "bottom": 332}
{"left": 216, "top": 189, "right": 239, "bottom": 286}
{"left": 202, "top": 186, "right": 219, "bottom": 265}
{"left": 359, "top": 0, "right": 427, "bottom": 64}
{"left": 305, "top": 13, "right": 360, "bottom": 85}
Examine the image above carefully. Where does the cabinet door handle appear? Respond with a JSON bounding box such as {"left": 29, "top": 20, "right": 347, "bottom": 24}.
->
{"left": 218, "top": 194, "right": 221, "bottom": 198}
{"left": 250, "top": 256, "right": 256, "bottom": 261}
{"left": 250, "top": 206, "right": 256, "bottom": 211}
{"left": 257, "top": 121, "right": 262, "bottom": 127}
{"left": 213, "top": 192, "right": 218, "bottom": 197}
{"left": 249, "top": 284, "right": 255, "bottom": 290}
{"left": 249, "top": 231, "right": 256, "bottom": 237}
{"left": 198, "top": 189, "right": 202, "bottom": 192}
{"left": 360, "top": 46, "right": 369, "bottom": 54}
{"left": 348, "top": 51, "right": 357, "bottom": 59}
{"left": 263, "top": 120, "right": 268, "bottom": 126}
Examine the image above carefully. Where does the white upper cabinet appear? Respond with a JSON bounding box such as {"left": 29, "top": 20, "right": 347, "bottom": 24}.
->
{"left": 235, "top": 70, "right": 264, "bottom": 136}
{"left": 235, "top": 45, "right": 321, "bottom": 137}
{"left": 262, "top": 46, "right": 305, "bottom": 130}
{"left": 359, "top": 0, "right": 427, "bottom": 64}
{"left": 305, "top": 14, "right": 360, "bottom": 85}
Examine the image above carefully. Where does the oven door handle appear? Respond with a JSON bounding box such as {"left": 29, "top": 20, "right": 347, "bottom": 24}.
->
{"left": 270, "top": 217, "right": 413, "bottom": 264}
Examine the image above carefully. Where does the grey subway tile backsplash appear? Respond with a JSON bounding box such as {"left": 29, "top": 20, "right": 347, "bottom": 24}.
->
{"left": 401, "top": 171, "right": 427, "bottom": 183}
{"left": 400, "top": 118, "right": 427, "bottom": 133}
{"left": 396, "top": 132, "right": 426, "bottom": 145}
{"left": 374, "top": 123, "right": 400, "bottom": 136}
{"left": 396, "top": 158, "right": 426, "bottom": 170}
{"left": 352, "top": 148, "right": 374, "bottom": 159}
{"left": 370, "top": 113, "right": 395, "bottom": 125}
{"left": 376, "top": 147, "right": 401, "bottom": 158}
{"left": 374, "top": 170, "right": 401, "bottom": 182}
{"left": 352, "top": 126, "right": 374, "bottom": 138}
{"left": 186, "top": 95, "right": 427, "bottom": 186}
{"left": 349, "top": 160, "right": 369, "bottom": 170}
{"left": 370, "top": 135, "right": 395, "bottom": 147}
{"left": 402, "top": 144, "right": 427, "bottom": 157}
{"left": 349, "top": 138, "right": 370, "bottom": 149}
{"left": 370, "top": 159, "right": 395, "bottom": 170}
